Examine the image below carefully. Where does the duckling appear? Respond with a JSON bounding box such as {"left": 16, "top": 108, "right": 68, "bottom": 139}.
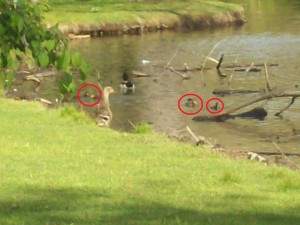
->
{"left": 185, "top": 98, "right": 198, "bottom": 108}
{"left": 209, "top": 102, "right": 219, "bottom": 111}
{"left": 94, "top": 86, "right": 114, "bottom": 127}
{"left": 83, "top": 91, "right": 97, "bottom": 99}
{"left": 120, "top": 72, "right": 135, "bottom": 93}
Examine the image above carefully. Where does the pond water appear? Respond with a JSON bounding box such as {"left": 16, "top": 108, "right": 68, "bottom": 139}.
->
{"left": 41, "top": 0, "right": 300, "bottom": 154}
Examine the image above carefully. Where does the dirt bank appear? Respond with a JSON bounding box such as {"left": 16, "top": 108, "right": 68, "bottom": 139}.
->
{"left": 57, "top": 10, "right": 246, "bottom": 37}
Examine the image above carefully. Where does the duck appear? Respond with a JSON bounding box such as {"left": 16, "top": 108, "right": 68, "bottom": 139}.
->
{"left": 120, "top": 72, "right": 135, "bottom": 93}
{"left": 185, "top": 98, "right": 198, "bottom": 108}
{"left": 94, "top": 86, "right": 114, "bottom": 127}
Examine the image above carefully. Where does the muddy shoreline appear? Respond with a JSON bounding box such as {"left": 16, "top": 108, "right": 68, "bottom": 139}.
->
{"left": 56, "top": 11, "right": 246, "bottom": 37}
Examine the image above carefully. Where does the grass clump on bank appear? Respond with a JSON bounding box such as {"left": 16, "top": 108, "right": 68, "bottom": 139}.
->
{"left": 45, "top": 0, "right": 245, "bottom": 29}
{"left": 1, "top": 98, "right": 300, "bottom": 225}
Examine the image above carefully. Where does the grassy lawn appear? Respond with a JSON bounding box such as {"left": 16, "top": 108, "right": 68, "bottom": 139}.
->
{"left": 45, "top": 0, "right": 244, "bottom": 25}
{"left": 0, "top": 97, "right": 300, "bottom": 224}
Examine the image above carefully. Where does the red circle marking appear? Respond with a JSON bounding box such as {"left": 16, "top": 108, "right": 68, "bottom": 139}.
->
{"left": 206, "top": 98, "right": 225, "bottom": 115}
{"left": 77, "top": 83, "right": 102, "bottom": 107}
{"left": 178, "top": 94, "right": 204, "bottom": 115}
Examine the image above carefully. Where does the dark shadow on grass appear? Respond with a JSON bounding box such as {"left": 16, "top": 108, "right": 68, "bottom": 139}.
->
{"left": 0, "top": 186, "right": 299, "bottom": 225}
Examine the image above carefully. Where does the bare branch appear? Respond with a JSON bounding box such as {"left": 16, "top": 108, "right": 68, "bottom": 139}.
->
{"left": 264, "top": 62, "right": 272, "bottom": 92}
{"left": 274, "top": 96, "right": 297, "bottom": 117}
{"left": 165, "top": 48, "right": 179, "bottom": 69}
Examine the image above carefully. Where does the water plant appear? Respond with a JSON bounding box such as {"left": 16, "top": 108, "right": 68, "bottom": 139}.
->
{"left": 0, "top": 0, "right": 91, "bottom": 99}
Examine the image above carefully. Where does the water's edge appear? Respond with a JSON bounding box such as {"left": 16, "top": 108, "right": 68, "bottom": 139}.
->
{"left": 54, "top": 10, "right": 245, "bottom": 37}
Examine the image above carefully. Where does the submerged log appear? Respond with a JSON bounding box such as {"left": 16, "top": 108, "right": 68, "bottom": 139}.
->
{"left": 232, "top": 107, "right": 267, "bottom": 120}
{"left": 212, "top": 89, "right": 261, "bottom": 96}
{"left": 193, "top": 107, "right": 267, "bottom": 122}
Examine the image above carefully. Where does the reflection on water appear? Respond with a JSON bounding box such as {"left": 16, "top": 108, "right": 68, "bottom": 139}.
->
{"left": 43, "top": 0, "right": 300, "bottom": 153}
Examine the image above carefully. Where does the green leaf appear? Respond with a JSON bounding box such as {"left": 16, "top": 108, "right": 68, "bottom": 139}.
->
{"left": 59, "top": 73, "right": 73, "bottom": 95}
{"left": 0, "top": 72, "right": 4, "bottom": 87}
{"left": 57, "top": 51, "right": 71, "bottom": 71}
{"left": 79, "top": 61, "right": 91, "bottom": 81}
{"left": 38, "top": 52, "right": 49, "bottom": 67}
{"left": 7, "top": 72, "right": 14, "bottom": 89}
{"left": 11, "top": 13, "right": 23, "bottom": 32}
{"left": 71, "top": 52, "right": 82, "bottom": 67}
{"left": 7, "top": 52, "right": 18, "bottom": 70}
{"left": 68, "top": 81, "right": 77, "bottom": 93}
{"left": 42, "top": 40, "right": 55, "bottom": 52}
{"left": 31, "top": 40, "right": 40, "bottom": 51}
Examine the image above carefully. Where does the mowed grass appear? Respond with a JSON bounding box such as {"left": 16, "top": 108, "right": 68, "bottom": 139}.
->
{"left": 1, "top": 98, "right": 300, "bottom": 225}
{"left": 45, "top": 0, "right": 244, "bottom": 25}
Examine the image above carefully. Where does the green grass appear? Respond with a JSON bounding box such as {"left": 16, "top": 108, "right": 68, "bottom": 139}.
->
{"left": 45, "top": 0, "right": 244, "bottom": 25}
{"left": 1, "top": 98, "right": 300, "bottom": 225}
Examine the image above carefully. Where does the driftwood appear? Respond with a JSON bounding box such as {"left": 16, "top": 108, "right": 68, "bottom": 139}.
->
{"left": 173, "top": 62, "right": 277, "bottom": 73}
{"left": 186, "top": 126, "right": 207, "bottom": 146}
{"left": 174, "top": 65, "right": 261, "bottom": 73}
{"left": 25, "top": 70, "right": 56, "bottom": 78}
{"left": 68, "top": 34, "right": 91, "bottom": 40}
{"left": 228, "top": 67, "right": 261, "bottom": 72}
{"left": 35, "top": 98, "right": 52, "bottom": 106}
{"left": 25, "top": 76, "right": 41, "bottom": 83}
{"left": 185, "top": 127, "right": 299, "bottom": 169}
{"left": 132, "top": 70, "right": 151, "bottom": 77}
{"left": 193, "top": 91, "right": 300, "bottom": 121}
{"left": 162, "top": 49, "right": 191, "bottom": 79}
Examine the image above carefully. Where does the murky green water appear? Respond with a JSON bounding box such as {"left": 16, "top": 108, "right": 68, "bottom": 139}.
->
{"left": 37, "top": 0, "right": 300, "bottom": 154}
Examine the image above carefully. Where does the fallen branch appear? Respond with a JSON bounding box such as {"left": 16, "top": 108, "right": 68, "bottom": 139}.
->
{"left": 25, "top": 76, "right": 41, "bottom": 83}
{"left": 212, "top": 89, "right": 260, "bottom": 96}
{"left": 186, "top": 126, "right": 211, "bottom": 146}
{"left": 35, "top": 97, "right": 52, "bottom": 106}
{"left": 30, "top": 70, "right": 56, "bottom": 78}
{"left": 248, "top": 151, "right": 300, "bottom": 157}
{"left": 245, "top": 62, "right": 254, "bottom": 73}
{"left": 128, "top": 120, "right": 137, "bottom": 130}
{"left": 206, "top": 56, "right": 219, "bottom": 64}
{"left": 273, "top": 142, "right": 300, "bottom": 170}
{"left": 165, "top": 48, "right": 179, "bottom": 69}
{"left": 216, "top": 54, "right": 224, "bottom": 70}
{"left": 193, "top": 90, "right": 300, "bottom": 121}
{"left": 228, "top": 67, "right": 261, "bottom": 72}
{"left": 200, "top": 40, "right": 224, "bottom": 84}
{"left": 275, "top": 97, "right": 297, "bottom": 117}
{"left": 223, "top": 63, "right": 278, "bottom": 68}
{"left": 167, "top": 66, "right": 191, "bottom": 79}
